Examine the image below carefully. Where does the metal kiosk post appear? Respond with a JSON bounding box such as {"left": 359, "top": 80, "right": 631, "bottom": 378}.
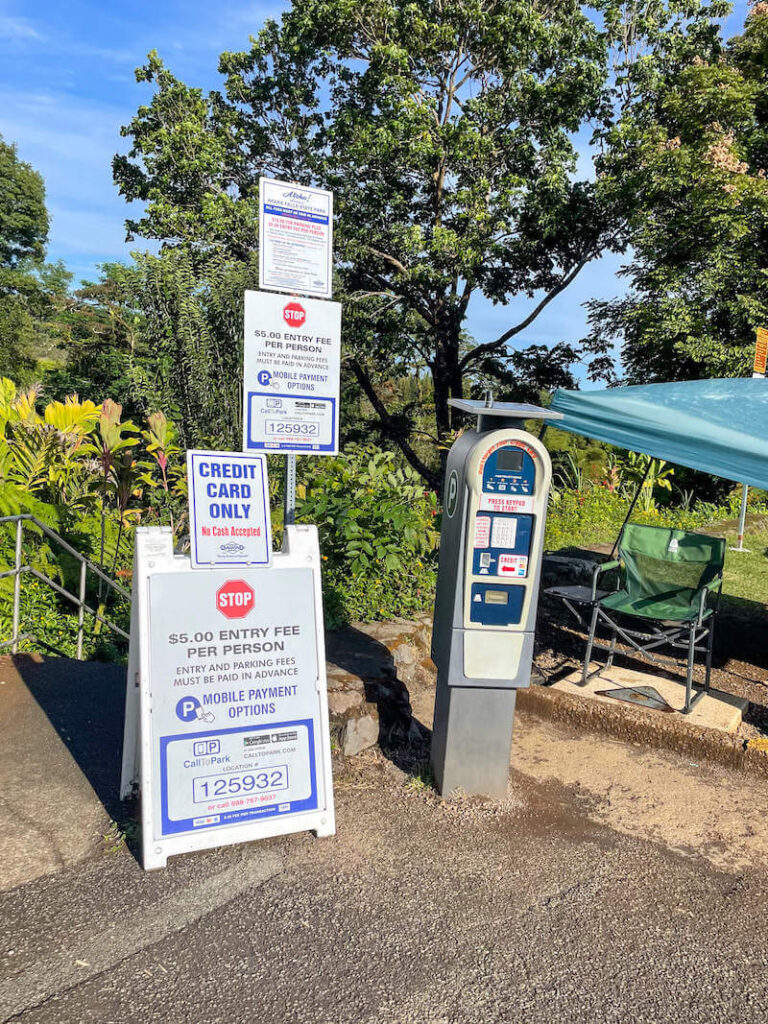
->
{"left": 430, "top": 399, "right": 562, "bottom": 798}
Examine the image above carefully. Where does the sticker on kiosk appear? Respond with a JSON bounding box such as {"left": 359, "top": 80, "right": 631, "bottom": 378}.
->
{"left": 498, "top": 554, "right": 528, "bottom": 579}
{"left": 474, "top": 516, "right": 491, "bottom": 548}
{"left": 479, "top": 494, "right": 535, "bottom": 514}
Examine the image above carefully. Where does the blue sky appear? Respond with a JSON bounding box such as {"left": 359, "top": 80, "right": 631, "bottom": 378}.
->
{"left": 0, "top": 0, "right": 751, "bottom": 379}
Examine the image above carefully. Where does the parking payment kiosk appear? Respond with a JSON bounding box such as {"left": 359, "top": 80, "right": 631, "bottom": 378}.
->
{"left": 431, "top": 399, "right": 562, "bottom": 798}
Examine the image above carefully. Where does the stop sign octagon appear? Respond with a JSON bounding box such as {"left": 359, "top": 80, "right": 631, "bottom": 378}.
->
{"left": 283, "top": 301, "right": 306, "bottom": 328}
{"left": 216, "top": 580, "right": 254, "bottom": 619}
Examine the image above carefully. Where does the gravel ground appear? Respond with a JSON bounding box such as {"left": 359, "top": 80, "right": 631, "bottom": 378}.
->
{"left": 4, "top": 521, "right": 768, "bottom": 1023}
{"left": 3, "top": 737, "right": 768, "bottom": 1024}
{"left": 534, "top": 585, "right": 768, "bottom": 743}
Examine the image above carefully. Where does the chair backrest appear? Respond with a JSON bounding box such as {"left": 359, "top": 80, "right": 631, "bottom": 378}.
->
{"left": 619, "top": 524, "right": 726, "bottom": 604}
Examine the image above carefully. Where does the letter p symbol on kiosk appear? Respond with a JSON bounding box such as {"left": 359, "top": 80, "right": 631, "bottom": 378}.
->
{"left": 430, "top": 399, "right": 562, "bottom": 799}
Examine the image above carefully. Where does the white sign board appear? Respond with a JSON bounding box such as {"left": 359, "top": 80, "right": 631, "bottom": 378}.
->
{"left": 121, "top": 526, "right": 335, "bottom": 870}
{"left": 259, "top": 177, "right": 333, "bottom": 299}
{"left": 187, "top": 450, "right": 272, "bottom": 569}
{"left": 243, "top": 290, "right": 341, "bottom": 455}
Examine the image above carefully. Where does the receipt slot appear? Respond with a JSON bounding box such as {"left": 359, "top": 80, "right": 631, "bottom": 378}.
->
{"left": 431, "top": 400, "right": 562, "bottom": 798}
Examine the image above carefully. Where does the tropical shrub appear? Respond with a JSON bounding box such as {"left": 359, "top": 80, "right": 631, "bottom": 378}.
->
{"left": 0, "top": 379, "right": 183, "bottom": 657}
{"left": 0, "top": 378, "right": 183, "bottom": 533}
{"left": 296, "top": 446, "right": 439, "bottom": 625}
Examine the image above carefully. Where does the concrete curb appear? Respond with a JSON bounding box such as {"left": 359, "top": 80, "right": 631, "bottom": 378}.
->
{"left": 517, "top": 684, "right": 768, "bottom": 778}
{"left": 325, "top": 616, "right": 768, "bottom": 777}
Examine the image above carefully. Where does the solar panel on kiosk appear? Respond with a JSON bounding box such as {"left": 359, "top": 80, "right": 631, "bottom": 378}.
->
{"left": 449, "top": 399, "right": 563, "bottom": 420}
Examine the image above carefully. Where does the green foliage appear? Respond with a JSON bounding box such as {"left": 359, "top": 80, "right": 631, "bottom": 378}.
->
{"left": 622, "top": 452, "right": 674, "bottom": 511}
{"left": 585, "top": 2, "right": 768, "bottom": 382}
{"left": 0, "top": 476, "right": 132, "bottom": 660}
{"left": 0, "top": 136, "right": 74, "bottom": 381}
{"left": 298, "top": 446, "right": 438, "bottom": 573}
{"left": 0, "top": 380, "right": 181, "bottom": 532}
{"left": 0, "top": 576, "right": 130, "bottom": 662}
{"left": 0, "top": 291, "right": 37, "bottom": 381}
{"left": 108, "top": 1, "right": 758, "bottom": 479}
{"left": 548, "top": 428, "right": 613, "bottom": 489}
{"left": 112, "top": 1, "right": 637, "bottom": 482}
{"left": 129, "top": 248, "right": 253, "bottom": 449}
{"left": 0, "top": 134, "right": 48, "bottom": 269}
{"left": 0, "top": 379, "right": 186, "bottom": 659}
{"left": 140, "top": 410, "right": 186, "bottom": 534}
{"left": 321, "top": 567, "right": 437, "bottom": 630}
{"left": 41, "top": 262, "right": 158, "bottom": 423}
{"left": 545, "top": 485, "right": 748, "bottom": 552}
{"left": 296, "top": 445, "right": 439, "bottom": 624}
{"left": 0, "top": 384, "right": 98, "bottom": 505}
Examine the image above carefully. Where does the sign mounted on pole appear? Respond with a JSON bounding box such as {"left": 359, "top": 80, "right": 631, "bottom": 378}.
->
{"left": 120, "top": 525, "right": 335, "bottom": 870}
{"left": 187, "top": 450, "right": 272, "bottom": 569}
{"left": 755, "top": 328, "right": 768, "bottom": 377}
{"left": 243, "top": 290, "right": 341, "bottom": 455}
{"left": 259, "top": 177, "right": 333, "bottom": 299}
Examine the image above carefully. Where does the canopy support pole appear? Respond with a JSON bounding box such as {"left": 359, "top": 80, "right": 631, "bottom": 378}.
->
{"left": 731, "top": 363, "right": 764, "bottom": 552}
{"left": 609, "top": 459, "right": 653, "bottom": 560}
{"left": 730, "top": 482, "right": 750, "bottom": 553}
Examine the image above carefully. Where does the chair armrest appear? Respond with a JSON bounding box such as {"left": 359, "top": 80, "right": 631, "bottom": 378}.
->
{"left": 697, "top": 576, "right": 723, "bottom": 624}
{"left": 591, "top": 559, "right": 620, "bottom": 602}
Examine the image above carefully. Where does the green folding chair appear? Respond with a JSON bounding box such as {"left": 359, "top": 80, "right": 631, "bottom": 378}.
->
{"left": 582, "top": 524, "right": 725, "bottom": 713}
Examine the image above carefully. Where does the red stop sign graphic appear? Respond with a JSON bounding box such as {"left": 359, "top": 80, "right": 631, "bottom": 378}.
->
{"left": 216, "top": 580, "right": 255, "bottom": 619}
{"left": 283, "top": 301, "right": 306, "bottom": 328}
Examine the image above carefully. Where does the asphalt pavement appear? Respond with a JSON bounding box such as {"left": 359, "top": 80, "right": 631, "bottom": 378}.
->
{"left": 2, "top": 752, "right": 767, "bottom": 1024}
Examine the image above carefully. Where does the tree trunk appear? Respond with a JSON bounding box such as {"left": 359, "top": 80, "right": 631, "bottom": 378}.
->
{"left": 432, "top": 317, "right": 464, "bottom": 479}
{"left": 348, "top": 358, "right": 440, "bottom": 491}
{"left": 432, "top": 356, "right": 451, "bottom": 440}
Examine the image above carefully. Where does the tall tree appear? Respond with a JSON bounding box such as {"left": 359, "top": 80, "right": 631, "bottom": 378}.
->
{"left": 0, "top": 135, "right": 48, "bottom": 271}
{"left": 42, "top": 262, "right": 160, "bottom": 420}
{"left": 0, "top": 135, "right": 52, "bottom": 379}
{"left": 584, "top": 1, "right": 767, "bottom": 383}
{"left": 129, "top": 248, "right": 250, "bottom": 448}
{"left": 114, "top": 0, "right": 725, "bottom": 482}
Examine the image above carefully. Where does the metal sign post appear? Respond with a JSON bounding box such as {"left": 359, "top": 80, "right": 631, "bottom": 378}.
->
{"left": 732, "top": 480, "right": 751, "bottom": 553}
{"left": 253, "top": 176, "right": 339, "bottom": 535}
{"left": 284, "top": 453, "right": 297, "bottom": 527}
{"left": 120, "top": 177, "right": 342, "bottom": 871}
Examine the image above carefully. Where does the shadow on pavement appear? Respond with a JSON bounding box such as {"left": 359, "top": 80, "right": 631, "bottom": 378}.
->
{"left": 14, "top": 653, "right": 131, "bottom": 826}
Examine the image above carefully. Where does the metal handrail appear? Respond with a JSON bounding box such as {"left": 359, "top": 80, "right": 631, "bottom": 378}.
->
{"left": 0, "top": 514, "right": 130, "bottom": 660}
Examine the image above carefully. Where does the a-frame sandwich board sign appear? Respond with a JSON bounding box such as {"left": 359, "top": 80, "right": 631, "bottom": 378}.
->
{"left": 121, "top": 524, "right": 335, "bottom": 870}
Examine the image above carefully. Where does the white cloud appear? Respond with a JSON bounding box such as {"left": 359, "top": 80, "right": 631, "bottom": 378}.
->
{"left": 0, "top": 15, "right": 42, "bottom": 41}
{"left": 0, "top": 86, "right": 141, "bottom": 273}
{"left": 47, "top": 205, "right": 131, "bottom": 258}
{"left": 0, "top": 0, "right": 295, "bottom": 284}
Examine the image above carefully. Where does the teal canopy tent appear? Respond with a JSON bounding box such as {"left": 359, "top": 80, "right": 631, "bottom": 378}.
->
{"left": 549, "top": 377, "right": 768, "bottom": 490}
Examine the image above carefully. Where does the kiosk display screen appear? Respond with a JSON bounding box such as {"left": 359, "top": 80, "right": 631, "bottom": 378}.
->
{"left": 496, "top": 449, "right": 524, "bottom": 473}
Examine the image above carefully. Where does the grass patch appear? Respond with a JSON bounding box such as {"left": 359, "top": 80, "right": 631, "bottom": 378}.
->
{"left": 721, "top": 525, "right": 768, "bottom": 611}
{"left": 102, "top": 817, "right": 139, "bottom": 854}
{"left": 404, "top": 761, "right": 436, "bottom": 793}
